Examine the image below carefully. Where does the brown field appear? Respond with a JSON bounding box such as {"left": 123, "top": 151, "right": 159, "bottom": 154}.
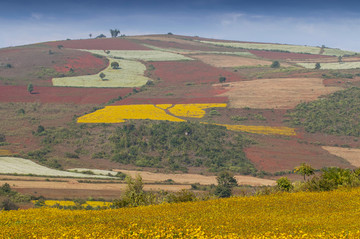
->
{"left": 290, "top": 56, "right": 360, "bottom": 63}
{"left": 190, "top": 54, "right": 274, "bottom": 68}
{"left": 245, "top": 136, "right": 354, "bottom": 173}
{"left": 114, "top": 169, "right": 275, "bottom": 186}
{"left": 322, "top": 146, "right": 360, "bottom": 167}
{"left": 216, "top": 78, "right": 341, "bottom": 109}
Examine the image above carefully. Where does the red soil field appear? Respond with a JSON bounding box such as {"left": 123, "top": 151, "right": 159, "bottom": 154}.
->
{"left": 45, "top": 38, "right": 149, "bottom": 50}
{"left": 245, "top": 137, "right": 353, "bottom": 173}
{"left": 0, "top": 86, "right": 133, "bottom": 104}
{"left": 151, "top": 61, "right": 244, "bottom": 86}
{"left": 249, "top": 50, "right": 333, "bottom": 60}
{"left": 114, "top": 97, "right": 228, "bottom": 105}
{"left": 53, "top": 52, "right": 108, "bottom": 74}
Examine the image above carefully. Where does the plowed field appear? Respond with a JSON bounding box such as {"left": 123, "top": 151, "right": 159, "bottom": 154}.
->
{"left": 191, "top": 54, "right": 273, "bottom": 67}
{"left": 0, "top": 86, "right": 132, "bottom": 104}
{"left": 45, "top": 38, "right": 149, "bottom": 50}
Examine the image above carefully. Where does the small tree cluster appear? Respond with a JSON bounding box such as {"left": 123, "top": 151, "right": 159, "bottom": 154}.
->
{"left": 110, "top": 29, "right": 120, "bottom": 38}
{"left": 214, "top": 171, "right": 238, "bottom": 198}
{"left": 270, "top": 61, "right": 280, "bottom": 68}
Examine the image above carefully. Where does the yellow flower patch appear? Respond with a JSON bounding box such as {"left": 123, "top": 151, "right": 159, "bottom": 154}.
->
{"left": 77, "top": 105, "right": 185, "bottom": 123}
{"left": 213, "top": 123, "right": 296, "bottom": 136}
{"left": 0, "top": 149, "right": 12, "bottom": 156}
{"left": 32, "top": 200, "right": 111, "bottom": 207}
{"left": 168, "top": 103, "right": 227, "bottom": 118}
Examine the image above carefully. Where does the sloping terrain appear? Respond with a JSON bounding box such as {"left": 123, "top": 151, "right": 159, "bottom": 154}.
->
{"left": 1, "top": 34, "right": 360, "bottom": 198}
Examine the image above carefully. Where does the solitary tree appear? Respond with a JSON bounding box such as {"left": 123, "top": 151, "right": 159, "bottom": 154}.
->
{"left": 27, "top": 83, "right": 34, "bottom": 94}
{"left": 214, "top": 171, "right": 238, "bottom": 198}
{"left": 110, "top": 29, "right": 120, "bottom": 38}
{"left": 219, "top": 76, "right": 226, "bottom": 83}
{"left": 338, "top": 56, "right": 343, "bottom": 63}
{"left": 99, "top": 72, "right": 106, "bottom": 81}
{"left": 315, "top": 62, "right": 321, "bottom": 69}
{"left": 294, "top": 163, "right": 315, "bottom": 181}
{"left": 89, "top": 33, "right": 92, "bottom": 38}
{"left": 270, "top": 61, "right": 280, "bottom": 68}
{"left": 111, "top": 62, "right": 119, "bottom": 69}
{"left": 276, "top": 177, "right": 293, "bottom": 192}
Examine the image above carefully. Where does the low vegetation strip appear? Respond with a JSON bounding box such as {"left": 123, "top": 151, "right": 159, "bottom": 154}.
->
{"left": 297, "top": 61, "right": 360, "bottom": 69}
{"left": 200, "top": 40, "right": 356, "bottom": 56}
{"left": 3, "top": 188, "right": 360, "bottom": 238}
{"left": 288, "top": 87, "right": 360, "bottom": 136}
{"left": 212, "top": 123, "right": 296, "bottom": 136}
{"left": 52, "top": 58, "right": 149, "bottom": 88}
{"left": 0, "top": 157, "right": 111, "bottom": 178}
{"left": 77, "top": 103, "right": 227, "bottom": 123}
{"left": 83, "top": 50, "right": 193, "bottom": 61}
{"left": 32, "top": 200, "right": 112, "bottom": 207}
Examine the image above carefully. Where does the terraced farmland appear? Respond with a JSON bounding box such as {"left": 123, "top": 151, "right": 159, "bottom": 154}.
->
{"left": 52, "top": 58, "right": 149, "bottom": 87}
{"left": 297, "top": 61, "right": 360, "bottom": 69}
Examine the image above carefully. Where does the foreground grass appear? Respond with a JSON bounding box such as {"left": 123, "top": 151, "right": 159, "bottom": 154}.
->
{"left": 2, "top": 188, "right": 360, "bottom": 238}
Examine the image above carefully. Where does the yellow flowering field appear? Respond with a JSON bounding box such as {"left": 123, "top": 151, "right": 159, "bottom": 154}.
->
{"left": 0, "top": 149, "right": 12, "bottom": 156}
{"left": 168, "top": 103, "right": 227, "bottom": 118}
{"left": 31, "top": 200, "right": 111, "bottom": 207}
{"left": 3, "top": 188, "right": 360, "bottom": 238}
{"left": 77, "top": 103, "right": 227, "bottom": 123}
{"left": 212, "top": 123, "right": 296, "bottom": 136}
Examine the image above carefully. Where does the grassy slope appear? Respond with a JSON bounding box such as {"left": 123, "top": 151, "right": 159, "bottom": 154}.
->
{"left": 288, "top": 87, "right": 360, "bottom": 136}
{"left": 2, "top": 188, "right": 360, "bottom": 238}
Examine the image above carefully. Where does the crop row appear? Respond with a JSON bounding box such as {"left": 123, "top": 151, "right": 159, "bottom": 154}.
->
{"left": 77, "top": 103, "right": 227, "bottom": 123}
{"left": 215, "top": 123, "right": 297, "bottom": 136}
{"left": 200, "top": 40, "right": 356, "bottom": 56}
{"left": 52, "top": 58, "right": 149, "bottom": 88}
{"left": 2, "top": 188, "right": 360, "bottom": 238}
{"left": 83, "top": 50, "right": 193, "bottom": 61}
{"left": 0, "top": 157, "right": 111, "bottom": 178}
{"left": 297, "top": 61, "right": 360, "bottom": 69}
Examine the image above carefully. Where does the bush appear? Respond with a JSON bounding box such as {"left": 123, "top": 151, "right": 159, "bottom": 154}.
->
{"left": 270, "top": 61, "right": 280, "bottom": 68}
{"left": 276, "top": 177, "right": 293, "bottom": 192}
{"left": 315, "top": 63, "right": 321, "bottom": 69}
{"left": 111, "top": 62, "right": 119, "bottom": 69}
{"left": 219, "top": 77, "right": 226, "bottom": 83}
{"left": 165, "top": 189, "right": 196, "bottom": 203}
{"left": 1, "top": 198, "right": 18, "bottom": 211}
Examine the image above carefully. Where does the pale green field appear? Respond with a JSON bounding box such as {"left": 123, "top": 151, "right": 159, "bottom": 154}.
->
{"left": 52, "top": 58, "right": 150, "bottom": 88}
{"left": 0, "top": 157, "right": 112, "bottom": 178}
{"left": 200, "top": 40, "right": 357, "bottom": 56}
{"left": 298, "top": 61, "right": 360, "bottom": 69}
{"left": 69, "top": 168, "right": 119, "bottom": 176}
{"left": 84, "top": 50, "right": 193, "bottom": 61}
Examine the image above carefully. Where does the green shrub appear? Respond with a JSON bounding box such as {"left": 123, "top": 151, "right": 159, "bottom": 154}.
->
{"left": 276, "top": 177, "right": 293, "bottom": 192}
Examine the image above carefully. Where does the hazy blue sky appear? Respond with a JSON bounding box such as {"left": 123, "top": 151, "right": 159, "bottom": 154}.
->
{"left": 1, "top": 0, "right": 360, "bottom": 51}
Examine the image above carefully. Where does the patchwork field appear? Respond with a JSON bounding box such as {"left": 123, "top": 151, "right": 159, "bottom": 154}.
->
{"left": 297, "top": 61, "right": 360, "bottom": 69}
{"left": 0, "top": 157, "right": 111, "bottom": 178}
{"left": 115, "top": 96, "right": 228, "bottom": 105}
{"left": 322, "top": 146, "right": 360, "bottom": 167}
{"left": 200, "top": 40, "right": 356, "bottom": 56}
{"left": 0, "top": 85, "right": 133, "bottom": 104}
{"left": 249, "top": 50, "right": 334, "bottom": 60}
{"left": 83, "top": 49, "right": 193, "bottom": 61}
{"left": 77, "top": 103, "right": 227, "bottom": 123}
{"left": 45, "top": 38, "right": 150, "bottom": 50}
{"left": 190, "top": 54, "right": 274, "bottom": 67}
{"left": 52, "top": 58, "right": 150, "bottom": 87}
{"left": 218, "top": 78, "right": 340, "bottom": 109}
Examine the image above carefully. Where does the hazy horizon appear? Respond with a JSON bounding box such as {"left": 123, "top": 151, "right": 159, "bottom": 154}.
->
{"left": 1, "top": 0, "right": 360, "bottom": 51}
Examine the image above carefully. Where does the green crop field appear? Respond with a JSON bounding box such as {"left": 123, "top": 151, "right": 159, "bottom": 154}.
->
{"left": 52, "top": 58, "right": 150, "bottom": 87}
{"left": 84, "top": 50, "right": 193, "bottom": 61}
{"left": 0, "top": 157, "right": 112, "bottom": 178}
{"left": 297, "top": 61, "right": 360, "bottom": 69}
{"left": 200, "top": 40, "right": 357, "bottom": 56}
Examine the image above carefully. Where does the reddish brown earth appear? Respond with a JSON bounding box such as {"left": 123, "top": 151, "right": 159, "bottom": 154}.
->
{"left": 249, "top": 50, "right": 334, "bottom": 60}
{"left": 0, "top": 86, "right": 133, "bottom": 104}
{"left": 244, "top": 136, "right": 354, "bottom": 173}
{"left": 45, "top": 38, "right": 150, "bottom": 50}
{"left": 114, "top": 97, "right": 228, "bottom": 105}
{"left": 53, "top": 52, "right": 107, "bottom": 74}
{"left": 151, "top": 61, "right": 244, "bottom": 86}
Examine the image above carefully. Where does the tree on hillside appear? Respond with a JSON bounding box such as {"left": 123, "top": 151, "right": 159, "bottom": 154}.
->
{"left": 111, "top": 62, "right": 120, "bottom": 69}
{"left": 214, "top": 171, "right": 238, "bottom": 198}
{"left": 270, "top": 61, "right": 280, "bottom": 68}
{"left": 294, "top": 163, "right": 315, "bottom": 181}
{"left": 338, "top": 56, "right": 343, "bottom": 63}
{"left": 89, "top": 33, "right": 92, "bottom": 38}
{"left": 110, "top": 29, "right": 120, "bottom": 38}
{"left": 315, "top": 62, "right": 321, "bottom": 69}
{"left": 27, "top": 83, "right": 34, "bottom": 94}
{"left": 219, "top": 76, "right": 226, "bottom": 83}
{"left": 99, "top": 72, "right": 106, "bottom": 81}
{"left": 96, "top": 34, "right": 106, "bottom": 39}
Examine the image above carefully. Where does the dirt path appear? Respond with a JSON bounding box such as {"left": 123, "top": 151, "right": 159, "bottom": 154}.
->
{"left": 322, "top": 146, "right": 360, "bottom": 167}
{"left": 114, "top": 169, "right": 276, "bottom": 186}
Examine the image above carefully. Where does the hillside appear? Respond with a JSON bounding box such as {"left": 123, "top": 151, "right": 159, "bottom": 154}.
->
{"left": 1, "top": 34, "right": 360, "bottom": 198}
